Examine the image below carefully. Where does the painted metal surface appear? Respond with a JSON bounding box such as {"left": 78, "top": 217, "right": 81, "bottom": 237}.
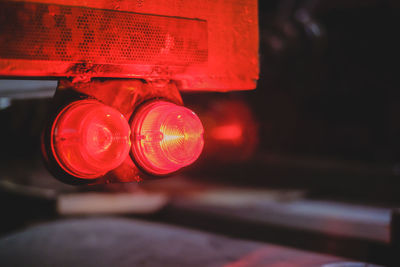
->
{"left": 0, "top": 0, "right": 258, "bottom": 91}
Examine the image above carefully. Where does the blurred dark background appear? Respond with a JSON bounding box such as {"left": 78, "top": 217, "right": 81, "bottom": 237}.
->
{"left": 182, "top": 0, "right": 400, "bottom": 203}
{"left": 1, "top": 0, "right": 400, "bottom": 266}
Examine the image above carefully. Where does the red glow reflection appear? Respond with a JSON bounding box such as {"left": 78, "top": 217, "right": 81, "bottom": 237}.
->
{"left": 211, "top": 124, "right": 243, "bottom": 142}
{"left": 190, "top": 99, "right": 258, "bottom": 163}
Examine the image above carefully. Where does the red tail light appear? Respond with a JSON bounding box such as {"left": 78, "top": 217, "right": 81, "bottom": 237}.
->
{"left": 131, "top": 101, "right": 204, "bottom": 175}
{"left": 51, "top": 100, "right": 131, "bottom": 179}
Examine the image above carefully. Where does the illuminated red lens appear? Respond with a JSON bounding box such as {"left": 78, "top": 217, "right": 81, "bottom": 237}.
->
{"left": 131, "top": 101, "right": 204, "bottom": 175}
{"left": 51, "top": 100, "right": 131, "bottom": 179}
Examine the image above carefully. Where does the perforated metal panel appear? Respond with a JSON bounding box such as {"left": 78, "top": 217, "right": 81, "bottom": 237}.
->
{"left": 0, "top": 0, "right": 258, "bottom": 92}
{"left": 0, "top": 2, "right": 207, "bottom": 66}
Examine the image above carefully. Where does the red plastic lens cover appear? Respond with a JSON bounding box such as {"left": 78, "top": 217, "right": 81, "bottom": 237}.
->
{"left": 51, "top": 100, "right": 131, "bottom": 179}
{"left": 131, "top": 101, "right": 204, "bottom": 175}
